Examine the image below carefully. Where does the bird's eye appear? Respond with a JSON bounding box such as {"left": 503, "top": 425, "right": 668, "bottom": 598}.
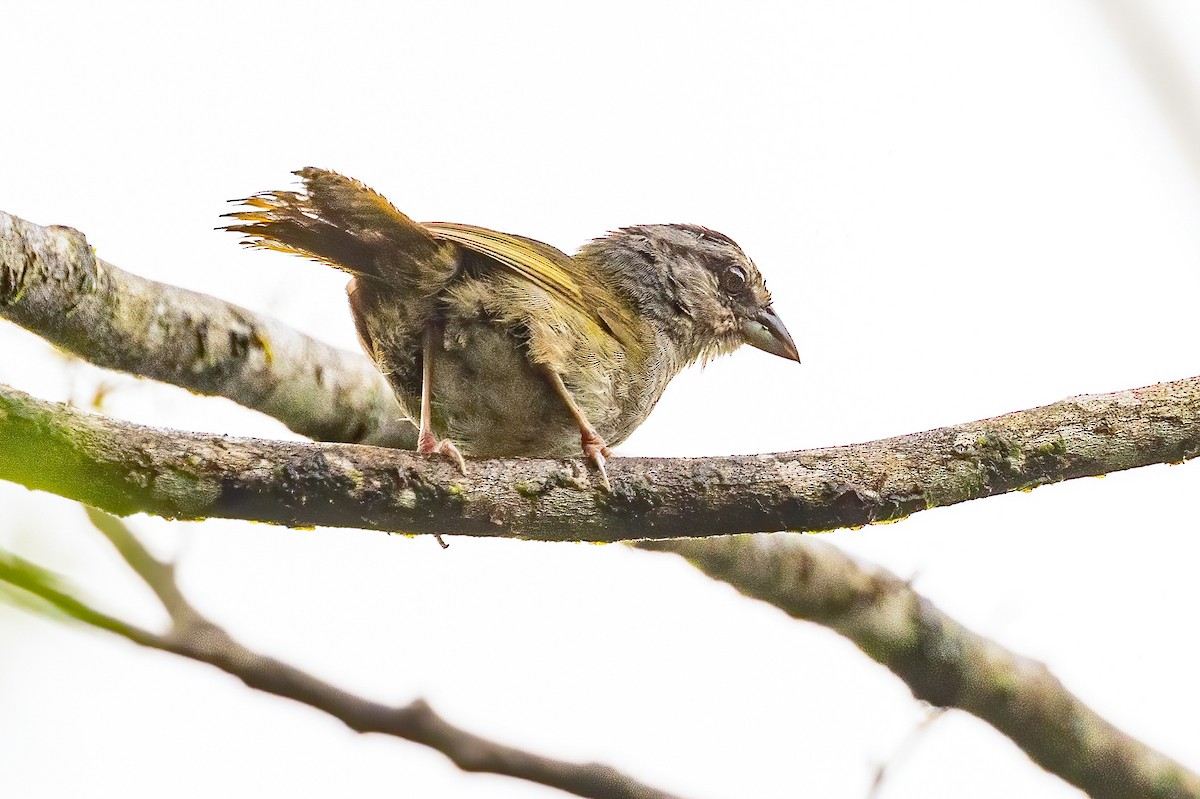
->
{"left": 720, "top": 265, "right": 748, "bottom": 294}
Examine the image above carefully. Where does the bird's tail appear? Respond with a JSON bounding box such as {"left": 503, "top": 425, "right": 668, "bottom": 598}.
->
{"left": 222, "top": 167, "right": 458, "bottom": 290}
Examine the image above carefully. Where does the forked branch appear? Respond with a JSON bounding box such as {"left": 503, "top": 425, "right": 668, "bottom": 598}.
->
{"left": 3, "top": 206, "right": 1199, "bottom": 798}
{"left": 0, "top": 509, "right": 680, "bottom": 799}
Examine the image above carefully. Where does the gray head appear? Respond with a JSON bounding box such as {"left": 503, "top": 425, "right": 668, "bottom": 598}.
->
{"left": 578, "top": 223, "right": 799, "bottom": 365}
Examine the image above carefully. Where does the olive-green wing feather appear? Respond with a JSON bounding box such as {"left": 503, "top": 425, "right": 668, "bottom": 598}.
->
{"left": 424, "top": 223, "right": 584, "bottom": 308}
{"left": 424, "top": 222, "right": 639, "bottom": 350}
{"left": 223, "top": 169, "right": 640, "bottom": 350}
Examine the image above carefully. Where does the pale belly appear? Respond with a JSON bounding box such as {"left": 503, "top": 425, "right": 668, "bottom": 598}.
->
{"left": 384, "top": 319, "right": 638, "bottom": 458}
{"left": 432, "top": 322, "right": 582, "bottom": 457}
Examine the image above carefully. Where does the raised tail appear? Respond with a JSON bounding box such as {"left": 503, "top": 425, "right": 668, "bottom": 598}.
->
{"left": 222, "top": 167, "right": 458, "bottom": 290}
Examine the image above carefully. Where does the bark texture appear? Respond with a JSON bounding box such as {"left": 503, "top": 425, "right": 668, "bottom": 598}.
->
{"left": 3, "top": 206, "right": 1199, "bottom": 798}
{"left": 1, "top": 376, "right": 1197, "bottom": 540}
{"left": 0, "top": 210, "right": 414, "bottom": 448}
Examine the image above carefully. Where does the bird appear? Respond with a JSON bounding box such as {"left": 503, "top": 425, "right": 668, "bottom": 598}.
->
{"left": 223, "top": 168, "right": 799, "bottom": 490}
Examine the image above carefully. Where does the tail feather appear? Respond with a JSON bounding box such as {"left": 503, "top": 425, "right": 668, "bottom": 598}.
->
{"left": 222, "top": 168, "right": 457, "bottom": 289}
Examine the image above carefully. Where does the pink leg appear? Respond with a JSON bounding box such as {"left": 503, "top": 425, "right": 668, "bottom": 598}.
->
{"left": 418, "top": 323, "right": 466, "bottom": 474}
{"left": 542, "top": 368, "right": 612, "bottom": 491}
{"left": 419, "top": 324, "right": 461, "bottom": 549}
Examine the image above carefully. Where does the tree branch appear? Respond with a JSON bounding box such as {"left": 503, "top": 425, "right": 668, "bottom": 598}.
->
{"left": 0, "top": 549, "right": 164, "bottom": 648}
{"left": 0, "top": 511, "right": 681, "bottom": 799}
{"left": 5, "top": 206, "right": 1199, "bottom": 541}
{"left": 637, "top": 535, "right": 1200, "bottom": 799}
{"left": 4, "top": 206, "right": 1199, "bottom": 796}
{"left": 1, "top": 376, "right": 1197, "bottom": 540}
{"left": 0, "top": 210, "right": 414, "bottom": 448}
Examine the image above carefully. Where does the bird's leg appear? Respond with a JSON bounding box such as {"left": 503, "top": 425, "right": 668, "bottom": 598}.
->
{"left": 419, "top": 323, "right": 462, "bottom": 550}
{"left": 542, "top": 368, "right": 612, "bottom": 491}
{"left": 418, "top": 321, "right": 467, "bottom": 475}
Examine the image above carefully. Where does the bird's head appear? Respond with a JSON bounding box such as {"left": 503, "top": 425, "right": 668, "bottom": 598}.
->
{"left": 583, "top": 224, "right": 799, "bottom": 365}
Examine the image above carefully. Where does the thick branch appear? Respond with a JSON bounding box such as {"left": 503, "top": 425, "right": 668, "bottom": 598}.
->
{"left": 1, "top": 377, "right": 1197, "bottom": 540}
{"left": 638, "top": 535, "right": 1200, "bottom": 799}
{"left": 5, "top": 207, "right": 1198, "bottom": 540}
{"left": 0, "top": 516, "right": 677, "bottom": 799}
{"left": 0, "top": 210, "right": 414, "bottom": 448}
{"left": 4, "top": 206, "right": 1199, "bottom": 796}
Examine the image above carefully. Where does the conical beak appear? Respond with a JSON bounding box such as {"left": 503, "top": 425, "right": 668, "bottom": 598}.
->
{"left": 741, "top": 306, "right": 800, "bottom": 363}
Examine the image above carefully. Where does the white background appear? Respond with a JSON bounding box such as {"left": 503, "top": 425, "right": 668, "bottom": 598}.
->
{"left": 1, "top": 2, "right": 1198, "bottom": 797}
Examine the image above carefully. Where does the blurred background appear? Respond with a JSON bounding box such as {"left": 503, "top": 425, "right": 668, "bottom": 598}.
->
{"left": 1, "top": 1, "right": 1198, "bottom": 796}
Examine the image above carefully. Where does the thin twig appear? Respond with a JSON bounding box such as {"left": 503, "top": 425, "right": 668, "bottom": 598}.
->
{"left": 0, "top": 550, "right": 163, "bottom": 648}
{"left": 0, "top": 513, "right": 683, "bottom": 799}
{"left": 83, "top": 506, "right": 193, "bottom": 620}
{"left": 865, "top": 708, "right": 946, "bottom": 799}
{"left": 637, "top": 535, "right": 1200, "bottom": 799}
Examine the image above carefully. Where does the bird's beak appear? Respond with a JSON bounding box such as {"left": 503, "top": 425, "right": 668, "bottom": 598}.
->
{"left": 741, "top": 306, "right": 800, "bottom": 363}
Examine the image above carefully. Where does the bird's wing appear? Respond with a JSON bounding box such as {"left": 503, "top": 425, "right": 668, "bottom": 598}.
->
{"left": 424, "top": 222, "right": 639, "bottom": 350}
{"left": 425, "top": 222, "right": 584, "bottom": 308}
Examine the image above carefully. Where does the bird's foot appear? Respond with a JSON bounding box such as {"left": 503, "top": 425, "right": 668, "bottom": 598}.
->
{"left": 416, "top": 433, "right": 460, "bottom": 549}
{"left": 418, "top": 431, "right": 467, "bottom": 475}
{"left": 580, "top": 428, "right": 612, "bottom": 492}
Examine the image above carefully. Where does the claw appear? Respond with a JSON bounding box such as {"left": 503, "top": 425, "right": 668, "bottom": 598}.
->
{"left": 580, "top": 430, "right": 612, "bottom": 492}
{"left": 436, "top": 439, "right": 468, "bottom": 475}
{"left": 540, "top": 367, "right": 613, "bottom": 492}
{"left": 419, "top": 432, "right": 467, "bottom": 475}
{"left": 416, "top": 435, "right": 462, "bottom": 549}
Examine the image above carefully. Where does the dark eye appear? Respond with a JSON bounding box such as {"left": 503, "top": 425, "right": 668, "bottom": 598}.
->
{"left": 720, "top": 265, "right": 748, "bottom": 294}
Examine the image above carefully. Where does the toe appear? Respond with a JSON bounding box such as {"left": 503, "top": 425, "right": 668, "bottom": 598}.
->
{"left": 437, "top": 440, "right": 468, "bottom": 475}
{"left": 418, "top": 433, "right": 467, "bottom": 474}
{"left": 595, "top": 461, "right": 612, "bottom": 492}
{"left": 417, "top": 430, "right": 439, "bottom": 455}
{"left": 582, "top": 442, "right": 613, "bottom": 492}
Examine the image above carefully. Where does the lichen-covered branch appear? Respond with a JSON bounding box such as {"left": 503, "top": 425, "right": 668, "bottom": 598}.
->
{"left": 0, "top": 210, "right": 414, "bottom": 448}
{"left": 638, "top": 535, "right": 1200, "bottom": 799}
{"left": 5, "top": 207, "right": 1200, "bottom": 541}
{"left": 1, "top": 377, "right": 1197, "bottom": 541}
{"left": 4, "top": 206, "right": 1200, "bottom": 796}
{"left": 0, "top": 511, "right": 678, "bottom": 799}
